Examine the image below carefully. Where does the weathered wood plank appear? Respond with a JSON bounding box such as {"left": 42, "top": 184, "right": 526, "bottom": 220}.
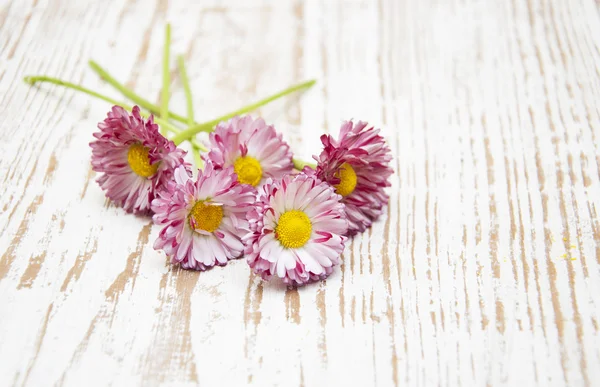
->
{"left": 0, "top": 0, "right": 599, "bottom": 386}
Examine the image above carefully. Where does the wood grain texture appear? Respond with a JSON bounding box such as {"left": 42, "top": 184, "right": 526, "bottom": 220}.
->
{"left": 1, "top": 0, "right": 599, "bottom": 386}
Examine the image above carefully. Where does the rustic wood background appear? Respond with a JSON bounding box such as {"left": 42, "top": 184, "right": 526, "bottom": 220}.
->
{"left": 1, "top": 0, "right": 600, "bottom": 386}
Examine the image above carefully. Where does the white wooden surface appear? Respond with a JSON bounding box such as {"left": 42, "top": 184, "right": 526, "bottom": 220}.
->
{"left": 1, "top": 0, "right": 600, "bottom": 386}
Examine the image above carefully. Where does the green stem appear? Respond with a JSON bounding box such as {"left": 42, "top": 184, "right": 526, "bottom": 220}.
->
{"left": 190, "top": 139, "right": 207, "bottom": 152}
{"left": 25, "top": 75, "right": 124, "bottom": 107}
{"left": 171, "top": 79, "right": 317, "bottom": 145}
{"left": 177, "top": 55, "right": 194, "bottom": 126}
{"left": 24, "top": 75, "right": 181, "bottom": 135}
{"left": 292, "top": 158, "right": 316, "bottom": 171}
{"left": 154, "top": 117, "right": 180, "bottom": 136}
{"left": 87, "top": 61, "right": 175, "bottom": 120}
{"left": 161, "top": 24, "right": 171, "bottom": 125}
{"left": 192, "top": 147, "right": 204, "bottom": 169}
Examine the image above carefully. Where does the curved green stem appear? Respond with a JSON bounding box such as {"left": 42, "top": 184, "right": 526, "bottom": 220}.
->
{"left": 160, "top": 24, "right": 171, "bottom": 125}
{"left": 87, "top": 61, "right": 175, "bottom": 120}
{"left": 24, "top": 75, "right": 181, "bottom": 135}
{"left": 292, "top": 158, "right": 316, "bottom": 171}
{"left": 171, "top": 79, "right": 316, "bottom": 145}
{"left": 154, "top": 117, "right": 181, "bottom": 138}
{"left": 177, "top": 55, "right": 194, "bottom": 126}
{"left": 25, "top": 75, "right": 124, "bottom": 107}
{"left": 191, "top": 147, "right": 204, "bottom": 169}
{"left": 190, "top": 139, "right": 207, "bottom": 152}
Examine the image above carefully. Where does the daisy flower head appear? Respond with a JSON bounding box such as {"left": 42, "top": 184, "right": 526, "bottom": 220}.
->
{"left": 90, "top": 105, "right": 189, "bottom": 214}
{"left": 245, "top": 173, "right": 348, "bottom": 286}
{"left": 152, "top": 163, "right": 256, "bottom": 271}
{"left": 204, "top": 116, "right": 293, "bottom": 187}
{"left": 313, "top": 120, "right": 393, "bottom": 235}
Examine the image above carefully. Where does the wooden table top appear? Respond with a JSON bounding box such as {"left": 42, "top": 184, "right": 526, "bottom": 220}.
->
{"left": 1, "top": 0, "right": 599, "bottom": 385}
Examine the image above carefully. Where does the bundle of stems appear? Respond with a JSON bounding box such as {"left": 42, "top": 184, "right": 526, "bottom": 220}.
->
{"left": 24, "top": 24, "right": 316, "bottom": 169}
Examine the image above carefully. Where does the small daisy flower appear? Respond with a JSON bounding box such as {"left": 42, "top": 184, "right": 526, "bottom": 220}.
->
{"left": 204, "top": 116, "right": 293, "bottom": 187}
{"left": 245, "top": 173, "right": 348, "bottom": 286}
{"left": 90, "top": 105, "right": 189, "bottom": 214}
{"left": 312, "top": 120, "right": 393, "bottom": 235}
{"left": 152, "top": 163, "right": 256, "bottom": 271}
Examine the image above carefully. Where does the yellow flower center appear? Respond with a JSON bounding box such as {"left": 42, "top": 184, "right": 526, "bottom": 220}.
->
{"left": 275, "top": 210, "right": 312, "bottom": 249}
{"left": 127, "top": 143, "right": 158, "bottom": 177}
{"left": 233, "top": 156, "right": 262, "bottom": 186}
{"left": 334, "top": 162, "right": 357, "bottom": 197}
{"left": 189, "top": 201, "right": 223, "bottom": 232}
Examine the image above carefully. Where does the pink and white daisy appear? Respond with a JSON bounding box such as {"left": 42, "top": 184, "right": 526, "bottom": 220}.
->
{"left": 312, "top": 120, "right": 393, "bottom": 235}
{"left": 203, "top": 116, "right": 293, "bottom": 187}
{"left": 152, "top": 163, "right": 256, "bottom": 271}
{"left": 245, "top": 173, "right": 348, "bottom": 286}
{"left": 90, "top": 105, "right": 189, "bottom": 214}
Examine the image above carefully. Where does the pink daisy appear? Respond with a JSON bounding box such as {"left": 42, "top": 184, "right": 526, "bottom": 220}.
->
{"left": 312, "top": 120, "right": 393, "bottom": 235}
{"left": 244, "top": 173, "right": 348, "bottom": 286}
{"left": 152, "top": 163, "right": 256, "bottom": 271}
{"left": 203, "top": 116, "right": 293, "bottom": 187}
{"left": 90, "top": 105, "right": 189, "bottom": 214}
